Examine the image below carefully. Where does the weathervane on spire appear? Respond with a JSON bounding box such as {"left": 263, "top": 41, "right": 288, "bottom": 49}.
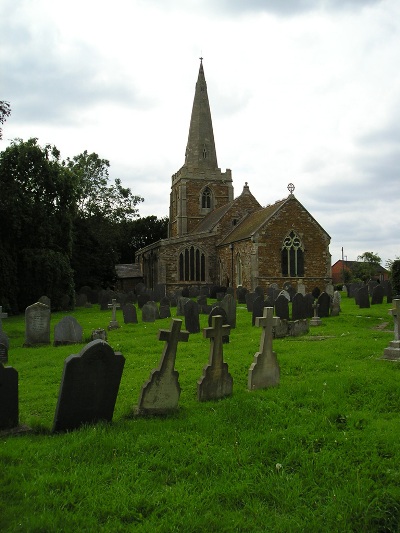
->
{"left": 287, "top": 183, "right": 295, "bottom": 194}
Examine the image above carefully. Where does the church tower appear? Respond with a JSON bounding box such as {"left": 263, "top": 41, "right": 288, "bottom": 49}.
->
{"left": 168, "top": 59, "right": 234, "bottom": 238}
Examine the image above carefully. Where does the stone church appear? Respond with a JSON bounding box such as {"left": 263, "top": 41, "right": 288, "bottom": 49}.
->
{"left": 136, "top": 59, "right": 332, "bottom": 293}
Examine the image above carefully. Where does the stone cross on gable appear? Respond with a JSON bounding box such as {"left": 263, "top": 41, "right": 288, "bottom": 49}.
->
{"left": 0, "top": 306, "right": 8, "bottom": 332}
{"left": 197, "top": 315, "right": 233, "bottom": 401}
{"left": 389, "top": 299, "right": 400, "bottom": 341}
{"left": 108, "top": 299, "right": 121, "bottom": 330}
{"left": 248, "top": 307, "right": 280, "bottom": 390}
{"left": 136, "top": 319, "right": 189, "bottom": 415}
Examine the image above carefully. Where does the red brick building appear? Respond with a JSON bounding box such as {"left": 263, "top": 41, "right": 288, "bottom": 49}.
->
{"left": 331, "top": 260, "right": 389, "bottom": 285}
{"left": 136, "top": 60, "right": 332, "bottom": 293}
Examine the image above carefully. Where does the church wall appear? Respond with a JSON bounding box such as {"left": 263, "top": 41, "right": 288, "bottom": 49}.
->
{"left": 184, "top": 180, "right": 232, "bottom": 233}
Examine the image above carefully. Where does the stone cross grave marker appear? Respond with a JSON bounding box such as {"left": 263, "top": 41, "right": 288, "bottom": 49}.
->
{"left": 107, "top": 299, "right": 121, "bottom": 330}
{"left": 0, "top": 363, "right": 18, "bottom": 430}
{"left": 136, "top": 319, "right": 189, "bottom": 415}
{"left": 0, "top": 306, "right": 8, "bottom": 332}
{"left": 248, "top": 307, "right": 280, "bottom": 390}
{"left": 197, "top": 315, "right": 233, "bottom": 401}
{"left": 52, "top": 339, "right": 125, "bottom": 432}
{"left": 382, "top": 299, "right": 400, "bottom": 360}
{"left": 310, "top": 301, "right": 322, "bottom": 326}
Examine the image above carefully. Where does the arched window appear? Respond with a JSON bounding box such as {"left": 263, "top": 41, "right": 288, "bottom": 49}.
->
{"left": 281, "top": 231, "right": 304, "bottom": 277}
{"left": 236, "top": 253, "right": 243, "bottom": 287}
{"left": 179, "top": 246, "right": 206, "bottom": 281}
{"left": 201, "top": 187, "right": 212, "bottom": 209}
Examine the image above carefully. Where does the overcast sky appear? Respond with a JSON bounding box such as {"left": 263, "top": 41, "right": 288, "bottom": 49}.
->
{"left": 1, "top": 0, "right": 399, "bottom": 267}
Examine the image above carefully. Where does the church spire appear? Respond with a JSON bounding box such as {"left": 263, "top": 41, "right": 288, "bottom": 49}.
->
{"left": 184, "top": 58, "right": 218, "bottom": 170}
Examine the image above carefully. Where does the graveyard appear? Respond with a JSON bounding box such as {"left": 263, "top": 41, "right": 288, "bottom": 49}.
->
{"left": 1, "top": 293, "right": 400, "bottom": 532}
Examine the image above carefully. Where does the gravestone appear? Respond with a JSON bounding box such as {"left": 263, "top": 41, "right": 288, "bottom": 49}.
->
{"left": 54, "top": 316, "right": 83, "bottom": 346}
{"left": 331, "top": 291, "right": 341, "bottom": 316}
{"left": 137, "top": 293, "right": 151, "bottom": 309}
{"left": 197, "top": 315, "right": 233, "bottom": 401}
{"left": 0, "top": 306, "right": 8, "bottom": 332}
{"left": 297, "top": 280, "right": 306, "bottom": 296}
{"left": 304, "top": 294, "right": 314, "bottom": 318}
{"left": 0, "top": 342, "right": 8, "bottom": 364}
{"left": 184, "top": 300, "right": 200, "bottom": 333}
{"left": 292, "top": 292, "right": 306, "bottom": 320}
{"left": 160, "top": 296, "right": 171, "bottom": 308}
{"left": 38, "top": 295, "right": 51, "bottom": 309}
{"left": 75, "top": 293, "right": 88, "bottom": 308}
{"left": 154, "top": 283, "right": 166, "bottom": 302}
{"left": 382, "top": 299, "right": 400, "bottom": 360}
{"left": 135, "top": 282, "right": 146, "bottom": 295}
{"left": 159, "top": 305, "right": 171, "bottom": 319}
{"left": 176, "top": 297, "right": 190, "bottom": 316}
{"left": 122, "top": 303, "right": 138, "bottom": 324}
{"left": 99, "top": 293, "right": 110, "bottom": 311}
{"left": 0, "top": 363, "right": 18, "bottom": 430}
{"left": 108, "top": 299, "right": 121, "bottom": 330}
{"left": 236, "top": 286, "right": 248, "bottom": 304}
{"left": 209, "top": 306, "right": 229, "bottom": 344}
{"left": 325, "top": 283, "right": 334, "bottom": 298}
{"left": 274, "top": 294, "right": 289, "bottom": 321}
{"left": 142, "top": 302, "right": 157, "bottom": 323}
{"left": 318, "top": 292, "right": 331, "bottom": 318}
{"left": 255, "top": 286, "right": 264, "bottom": 299}
{"left": 312, "top": 287, "right": 321, "bottom": 299}
{"left": 135, "top": 319, "right": 189, "bottom": 415}
{"left": 248, "top": 307, "right": 280, "bottom": 390}
{"left": 24, "top": 302, "right": 50, "bottom": 346}
{"left": 245, "top": 292, "right": 256, "bottom": 312}
{"left": 252, "top": 296, "right": 265, "bottom": 326}
{"left": 357, "top": 285, "right": 370, "bottom": 308}
{"left": 309, "top": 301, "right": 322, "bottom": 326}
{"left": 91, "top": 328, "right": 107, "bottom": 341}
{"left": 53, "top": 340, "right": 125, "bottom": 432}
{"left": 220, "top": 293, "right": 236, "bottom": 328}
{"left": 371, "top": 284, "right": 384, "bottom": 305}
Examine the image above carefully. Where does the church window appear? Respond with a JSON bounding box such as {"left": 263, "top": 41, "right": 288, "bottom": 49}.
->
{"left": 179, "top": 246, "right": 206, "bottom": 281}
{"left": 201, "top": 187, "right": 212, "bottom": 209}
{"left": 202, "top": 146, "right": 207, "bottom": 159}
{"left": 281, "top": 231, "right": 304, "bottom": 277}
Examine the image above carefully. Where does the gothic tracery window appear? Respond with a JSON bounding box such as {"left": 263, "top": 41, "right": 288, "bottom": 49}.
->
{"left": 201, "top": 187, "right": 212, "bottom": 209}
{"left": 281, "top": 231, "right": 304, "bottom": 277}
{"left": 179, "top": 246, "right": 206, "bottom": 281}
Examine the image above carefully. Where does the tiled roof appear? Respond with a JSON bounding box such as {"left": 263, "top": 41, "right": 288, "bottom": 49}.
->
{"left": 192, "top": 202, "right": 235, "bottom": 233}
{"left": 115, "top": 264, "right": 142, "bottom": 278}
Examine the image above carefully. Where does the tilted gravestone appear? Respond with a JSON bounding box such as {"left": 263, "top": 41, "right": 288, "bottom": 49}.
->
{"left": 0, "top": 363, "right": 18, "bottom": 430}
{"left": 197, "top": 315, "right": 233, "bottom": 402}
{"left": 122, "top": 303, "right": 138, "bottom": 324}
{"left": 53, "top": 340, "right": 125, "bottom": 432}
{"left": 371, "top": 284, "right": 384, "bottom": 305}
{"left": 135, "top": 319, "right": 189, "bottom": 415}
{"left": 184, "top": 300, "right": 200, "bottom": 333}
{"left": 318, "top": 292, "right": 331, "bottom": 318}
{"left": 248, "top": 307, "right": 280, "bottom": 390}
{"left": 54, "top": 316, "right": 83, "bottom": 346}
{"left": 274, "top": 294, "right": 289, "bottom": 321}
{"left": 24, "top": 302, "right": 50, "bottom": 346}
{"left": 220, "top": 293, "right": 236, "bottom": 328}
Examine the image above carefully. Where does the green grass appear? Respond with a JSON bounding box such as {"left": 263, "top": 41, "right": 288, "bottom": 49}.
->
{"left": 1, "top": 295, "right": 400, "bottom": 532}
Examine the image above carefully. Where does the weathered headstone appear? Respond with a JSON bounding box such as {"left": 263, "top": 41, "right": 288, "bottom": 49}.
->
{"left": 91, "top": 328, "right": 107, "bottom": 341}
{"left": 382, "top": 299, "right": 400, "bottom": 360}
{"left": 122, "top": 303, "right": 138, "bottom": 324}
{"left": 108, "top": 299, "right": 121, "bottom": 330}
{"left": 252, "top": 296, "right": 265, "bottom": 326}
{"left": 275, "top": 294, "right": 289, "bottom": 321}
{"left": 176, "top": 297, "right": 190, "bottom": 316}
{"left": 325, "top": 283, "right": 334, "bottom": 298}
{"left": 142, "top": 302, "right": 157, "bottom": 323}
{"left": 135, "top": 319, "right": 189, "bottom": 415}
{"left": 54, "top": 316, "right": 83, "bottom": 346}
{"left": 357, "top": 285, "right": 370, "bottom": 308}
{"left": 236, "top": 286, "right": 248, "bottom": 304}
{"left": 99, "top": 292, "right": 110, "bottom": 311}
{"left": 220, "top": 293, "right": 236, "bottom": 328}
{"left": 296, "top": 280, "right": 306, "bottom": 296}
{"left": 52, "top": 340, "right": 125, "bottom": 432}
{"left": 0, "top": 363, "right": 18, "bottom": 430}
{"left": 24, "top": 302, "right": 50, "bottom": 346}
{"left": 0, "top": 342, "right": 8, "bottom": 364}
{"left": 310, "top": 301, "right": 322, "bottom": 326}
{"left": 184, "top": 300, "right": 200, "bottom": 333}
{"left": 137, "top": 293, "right": 151, "bottom": 309}
{"left": 76, "top": 293, "right": 88, "bottom": 308}
{"left": 371, "top": 284, "right": 384, "bottom": 305}
{"left": 304, "top": 293, "right": 314, "bottom": 318}
{"left": 331, "top": 291, "right": 341, "bottom": 316}
{"left": 245, "top": 292, "right": 256, "bottom": 312}
{"left": 248, "top": 307, "right": 280, "bottom": 390}
{"left": 292, "top": 293, "right": 306, "bottom": 320}
{"left": 318, "top": 292, "right": 331, "bottom": 318}
{"left": 38, "top": 295, "right": 51, "bottom": 308}
{"left": 159, "top": 305, "right": 171, "bottom": 319}
{"left": 255, "top": 286, "right": 264, "bottom": 299}
{"left": 0, "top": 306, "right": 8, "bottom": 332}
{"left": 197, "top": 315, "right": 233, "bottom": 401}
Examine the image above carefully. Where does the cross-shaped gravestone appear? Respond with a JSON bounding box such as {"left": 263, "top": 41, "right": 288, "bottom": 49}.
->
{"left": 107, "top": 299, "right": 121, "bottom": 330}
{"left": 136, "top": 319, "right": 189, "bottom": 415}
{"left": 0, "top": 306, "right": 8, "bottom": 332}
{"left": 248, "top": 307, "right": 280, "bottom": 390}
{"left": 382, "top": 299, "right": 400, "bottom": 360}
{"left": 197, "top": 315, "right": 233, "bottom": 401}
{"left": 310, "top": 301, "right": 322, "bottom": 326}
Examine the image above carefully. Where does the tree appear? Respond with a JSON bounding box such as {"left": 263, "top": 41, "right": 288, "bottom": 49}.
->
{"left": 351, "top": 252, "right": 382, "bottom": 283}
{"left": 117, "top": 215, "right": 169, "bottom": 263}
{"left": 0, "top": 101, "right": 11, "bottom": 140}
{"left": 0, "top": 138, "right": 76, "bottom": 311}
{"left": 391, "top": 259, "right": 400, "bottom": 297}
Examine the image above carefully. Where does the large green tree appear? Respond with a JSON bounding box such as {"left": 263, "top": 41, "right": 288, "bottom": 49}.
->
{"left": 0, "top": 101, "right": 11, "bottom": 140}
{"left": 118, "top": 215, "right": 169, "bottom": 263}
{"left": 351, "top": 251, "right": 382, "bottom": 283}
{"left": 0, "top": 138, "right": 76, "bottom": 311}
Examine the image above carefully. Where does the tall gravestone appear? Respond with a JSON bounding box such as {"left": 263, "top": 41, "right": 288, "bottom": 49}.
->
{"left": 248, "top": 307, "right": 280, "bottom": 390}
{"left": 184, "top": 300, "right": 200, "bottom": 333}
{"left": 53, "top": 340, "right": 125, "bottom": 432}
{"left": 197, "top": 315, "right": 233, "bottom": 401}
{"left": 0, "top": 363, "right": 18, "bottom": 430}
{"left": 371, "top": 284, "right": 384, "bottom": 305}
{"left": 122, "top": 303, "right": 138, "bottom": 324}
{"left": 318, "top": 292, "right": 331, "bottom": 318}
{"left": 274, "top": 294, "right": 289, "bottom": 321}
{"left": 292, "top": 293, "right": 306, "bottom": 320}
{"left": 24, "top": 302, "right": 50, "bottom": 346}
{"left": 136, "top": 319, "right": 189, "bottom": 415}
{"left": 357, "top": 285, "right": 370, "bottom": 308}
{"left": 220, "top": 293, "right": 236, "bottom": 328}
{"left": 252, "top": 296, "right": 264, "bottom": 326}
{"left": 54, "top": 316, "right": 83, "bottom": 346}
{"left": 142, "top": 302, "right": 157, "bottom": 323}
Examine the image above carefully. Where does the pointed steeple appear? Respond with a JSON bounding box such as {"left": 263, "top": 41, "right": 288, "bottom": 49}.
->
{"left": 184, "top": 58, "right": 218, "bottom": 170}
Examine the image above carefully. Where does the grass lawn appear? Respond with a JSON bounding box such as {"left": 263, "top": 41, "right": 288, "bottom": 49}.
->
{"left": 1, "top": 294, "right": 400, "bottom": 532}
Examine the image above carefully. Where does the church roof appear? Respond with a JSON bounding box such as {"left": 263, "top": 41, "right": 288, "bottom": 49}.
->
{"left": 184, "top": 58, "right": 218, "bottom": 170}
